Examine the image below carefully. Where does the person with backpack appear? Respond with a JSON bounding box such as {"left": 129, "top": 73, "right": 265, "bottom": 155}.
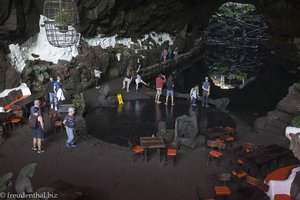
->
{"left": 165, "top": 76, "right": 175, "bottom": 106}
{"left": 63, "top": 107, "right": 76, "bottom": 148}
{"left": 30, "top": 107, "right": 45, "bottom": 153}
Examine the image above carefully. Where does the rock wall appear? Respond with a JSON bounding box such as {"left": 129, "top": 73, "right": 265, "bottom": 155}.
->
{"left": 0, "top": 41, "right": 20, "bottom": 92}
{"left": 254, "top": 84, "right": 300, "bottom": 135}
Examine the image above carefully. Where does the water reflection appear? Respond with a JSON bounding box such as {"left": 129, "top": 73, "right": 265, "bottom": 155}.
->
{"left": 85, "top": 99, "right": 235, "bottom": 146}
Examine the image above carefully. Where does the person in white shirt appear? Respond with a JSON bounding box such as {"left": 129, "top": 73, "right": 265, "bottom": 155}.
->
{"left": 190, "top": 85, "right": 200, "bottom": 106}
{"left": 94, "top": 68, "right": 102, "bottom": 89}
{"left": 134, "top": 65, "right": 148, "bottom": 92}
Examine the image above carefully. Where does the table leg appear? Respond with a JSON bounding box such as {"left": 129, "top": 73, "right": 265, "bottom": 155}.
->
{"left": 158, "top": 148, "right": 161, "bottom": 163}
{"left": 145, "top": 148, "right": 148, "bottom": 163}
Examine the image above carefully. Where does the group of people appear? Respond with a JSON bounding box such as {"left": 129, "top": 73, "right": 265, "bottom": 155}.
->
{"left": 122, "top": 64, "right": 149, "bottom": 93}
{"left": 161, "top": 47, "right": 179, "bottom": 62}
{"left": 28, "top": 75, "right": 77, "bottom": 153}
{"left": 155, "top": 74, "right": 175, "bottom": 105}
{"left": 48, "top": 76, "right": 65, "bottom": 111}
{"left": 190, "top": 77, "right": 210, "bottom": 107}
{"left": 154, "top": 73, "right": 210, "bottom": 107}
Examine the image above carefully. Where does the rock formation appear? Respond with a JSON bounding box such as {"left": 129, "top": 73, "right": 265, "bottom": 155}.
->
{"left": 255, "top": 84, "right": 300, "bottom": 135}
{"left": 0, "top": 41, "right": 20, "bottom": 92}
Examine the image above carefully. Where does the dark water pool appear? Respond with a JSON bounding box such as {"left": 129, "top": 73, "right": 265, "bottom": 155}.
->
{"left": 85, "top": 99, "right": 235, "bottom": 146}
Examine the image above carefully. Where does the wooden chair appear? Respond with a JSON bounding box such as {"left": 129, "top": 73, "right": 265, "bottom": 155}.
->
{"left": 0, "top": 126, "right": 5, "bottom": 136}
{"left": 244, "top": 143, "right": 264, "bottom": 153}
{"left": 1, "top": 121, "right": 11, "bottom": 133}
{"left": 164, "top": 143, "right": 181, "bottom": 166}
{"left": 54, "top": 120, "right": 64, "bottom": 134}
{"left": 13, "top": 109, "right": 24, "bottom": 119}
{"left": 10, "top": 117, "right": 21, "bottom": 130}
{"left": 207, "top": 140, "right": 226, "bottom": 165}
{"left": 230, "top": 160, "right": 247, "bottom": 179}
{"left": 128, "top": 139, "right": 144, "bottom": 162}
{"left": 246, "top": 175, "right": 269, "bottom": 192}
{"left": 214, "top": 173, "right": 232, "bottom": 198}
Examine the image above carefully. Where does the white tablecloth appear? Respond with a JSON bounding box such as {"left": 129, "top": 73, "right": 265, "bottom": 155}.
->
{"left": 267, "top": 167, "right": 300, "bottom": 200}
{"left": 285, "top": 126, "right": 300, "bottom": 140}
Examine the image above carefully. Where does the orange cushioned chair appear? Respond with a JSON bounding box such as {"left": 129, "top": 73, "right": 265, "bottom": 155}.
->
{"left": 274, "top": 194, "right": 291, "bottom": 200}
{"left": 207, "top": 140, "right": 226, "bottom": 165}
{"left": 232, "top": 170, "right": 247, "bottom": 178}
{"left": 264, "top": 165, "right": 297, "bottom": 184}
{"left": 54, "top": 121, "right": 64, "bottom": 134}
{"left": 165, "top": 149, "right": 177, "bottom": 166}
{"left": 128, "top": 139, "right": 144, "bottom": 162}
{"left": 1, "top": 121, "right": 11, "bottom": 132}
{"left": 214, "top": 173, "right": 232, "bottom": 198}
{"left": 10, "top": 118, "right": 21, "bottom": 130}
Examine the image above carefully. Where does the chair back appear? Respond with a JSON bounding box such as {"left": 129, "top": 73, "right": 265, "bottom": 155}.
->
{"left": 246, "top": 175, "right": 269, "bottom": 192}
{"left": 244, "top": 143, "right": 264, "bottom": 153}
{"left": 216, "top": 173, "right": 231, "bottom": 182}
{"left": 207, "top": 140, "right": 226, "bottom": 150}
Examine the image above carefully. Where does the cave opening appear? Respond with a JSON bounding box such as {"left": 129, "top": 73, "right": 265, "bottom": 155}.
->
{"left": 202, "top": 2, "right": 271, "bottom": 90}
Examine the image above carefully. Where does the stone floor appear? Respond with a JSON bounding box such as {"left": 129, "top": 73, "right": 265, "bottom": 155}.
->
{"left": 0, "top": 105, "right": 292, "bottom": 200}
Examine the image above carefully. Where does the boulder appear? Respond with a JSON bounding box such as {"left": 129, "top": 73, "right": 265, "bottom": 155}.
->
{"left": 175, "top": 114, "right": 198, "bottom": 138}
{"left": 98, "top": 84, "right": 116, "bottom": 107}
{"left": 177, "top": 135, "right": 206, "bottom": 149}
{"left": 209, "top": 98, "right": 230, "bottom": 113}
{"left": 277, "top": 93, "right": 300, "bottom": 115}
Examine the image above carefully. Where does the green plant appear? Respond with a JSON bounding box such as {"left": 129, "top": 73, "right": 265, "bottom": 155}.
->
{"left": 292, "top": 115, "right": 300, "bottom": 128}
{"left": 235, "top": 71, "right": 247, "bottom": 81}
{"left": 54, "top": 10, "right": 73, "bottom": 26}
{"left": 159, "top": 127, "right": 167, "bottom": 134}
{"left": 25, "top": 64, "right": 49, "bottom": 82}
{"left": 72, "top": 93, "right": 85, "bottom": 109}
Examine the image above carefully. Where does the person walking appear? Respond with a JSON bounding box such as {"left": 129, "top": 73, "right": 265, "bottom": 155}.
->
{"left": 155, "top": 74, "right": 166, "bottom": 103}
{"left": 190, "top": 85, "right": 200, "bottom": 106}
{"left": 53, "top": 76, "right": 61, "bottom": 111}
{"left": 202, "top": 77, "right": 210, "bottom": 107}
{"left": 30, "top": 107, "right": 45, "bottom": 153}
{"left": 122, "top": 67, "right": 133, "bottom": 92}
{"left": 48, "top": 77, "right": 55, "bottom": 109}
{"left": 165, "top": 76, "right": 175, "bottom": 106}
{"left": 94, "top": 67, "right": 102, "bottom": 89}
{"left": 63, "top": 107, "right": 76, "bottom": 148}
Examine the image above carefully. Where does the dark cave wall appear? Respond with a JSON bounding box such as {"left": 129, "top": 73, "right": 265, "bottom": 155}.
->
{"left": 0, "top": 0, "right": 300, "bottom": 39}
{"left": 0, "top": 41, "right": 20, "bottom": 92}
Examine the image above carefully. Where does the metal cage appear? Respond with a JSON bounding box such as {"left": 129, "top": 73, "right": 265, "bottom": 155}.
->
{"left": 43, "top": 0, "right": 80, "bottom": 48}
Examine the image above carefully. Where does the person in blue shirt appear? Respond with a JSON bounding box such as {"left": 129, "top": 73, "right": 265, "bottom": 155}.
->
{"left": 53, "top": 76, "right": 61, "bottom": 111}
{"left": 202, "top": 77, "right": 210, "bottom": 107}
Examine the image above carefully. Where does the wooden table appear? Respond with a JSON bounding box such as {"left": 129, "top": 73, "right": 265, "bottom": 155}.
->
{"left": 234, "top": 144, "right": 298, "bottom": 180}
{"left": 140, "top": 137, "right": 166, "bottom": 163}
